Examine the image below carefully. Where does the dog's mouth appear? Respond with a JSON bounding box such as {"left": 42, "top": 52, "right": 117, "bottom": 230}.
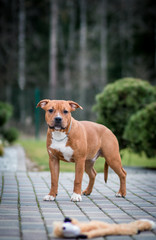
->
{"left": 48, "top": 124, "right": 66, "bottom": 130}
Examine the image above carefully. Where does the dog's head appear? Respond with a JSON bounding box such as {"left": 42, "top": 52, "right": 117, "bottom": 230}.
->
{"left": 37, "top": 99, "right": 83, "bottom": 131}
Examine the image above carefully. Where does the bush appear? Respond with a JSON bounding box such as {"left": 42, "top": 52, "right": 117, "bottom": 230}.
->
{"left": 0, "top": 102, "right": 13, "bottom": 126}
{"left": 0, "top": 102, "right": 19, "bottom": 146}
{"left": 2, "top": 127, "right": 19, "bottom": 144}
{"left": 0, "top": 140, "right": 4, "bottom": 156}
{"left": 93, "top": 78, "right": 156, "bottom": 149}
{"left": 124, "top": 102, "right": 156, "bottom": 158}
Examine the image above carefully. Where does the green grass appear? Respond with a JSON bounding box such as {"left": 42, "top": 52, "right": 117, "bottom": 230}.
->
{"left": 19, "top": 138, "right": 156, "bottom": 172}
{"left": 121, "top": 149, "right": 156, "bottom": 169}
{"left": 19, "top": 139, "right": 75, "bottom": 172}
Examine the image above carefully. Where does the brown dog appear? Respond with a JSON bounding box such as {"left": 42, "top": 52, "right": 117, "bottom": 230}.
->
{"left": 37, "top": 99, "right": 126, "bottom": 202}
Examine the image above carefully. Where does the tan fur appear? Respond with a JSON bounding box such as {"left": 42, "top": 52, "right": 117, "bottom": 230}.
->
{"left": 37, "top": 99, "right": 127, "bottom": 200}
{"left": 53, "top": 222, "right": 63, "bottom": 238}
{"left": 53, "top": 218, "right": 155, "bottom": 238}
{"left": 104, "top": 162, "right": 108, "bottom": 183}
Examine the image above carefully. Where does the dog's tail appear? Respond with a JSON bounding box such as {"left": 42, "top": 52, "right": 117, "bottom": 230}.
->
{"left": 104, "top": 162, "right": 109, "bottom": 183}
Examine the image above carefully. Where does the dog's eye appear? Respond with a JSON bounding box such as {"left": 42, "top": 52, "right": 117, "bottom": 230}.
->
{"left": 48, "top": 109, "right": 53, "bottom": 113}
{"left": 63, "top": 110, "right": 68, "bottom": 114}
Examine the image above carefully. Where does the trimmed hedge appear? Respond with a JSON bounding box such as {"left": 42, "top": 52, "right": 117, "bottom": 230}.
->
{"left": 0, "top": 102, "right": 13, "bottom": 126}
{"left": 0, "top": 141, "right": 4, "bottom": 156}
{"left": 2, "top": 127, "right": 19, "bottom": 144}
{"left": 124, "top": 102, "right": 156, "bottom": 158}
{"left": 93, "top": 78, "right": 156, "bottom": 149}
{"left": 0, "top": 101, "right": 19, "bottom": 145}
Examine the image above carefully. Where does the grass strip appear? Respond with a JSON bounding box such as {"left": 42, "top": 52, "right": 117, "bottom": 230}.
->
{"left": 15, "top": 174, "right": 23, "bottom": 240}
{"left": 19, "top": 139, "right": 156, "bottom": 172}
{"left": 0, "top": 174, "right": 4, "bottom": 204}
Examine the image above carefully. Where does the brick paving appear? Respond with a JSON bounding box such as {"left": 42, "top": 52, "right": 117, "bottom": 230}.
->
{"left": 0, "top": 170, "right": 156, "bottom": 240}
{"left": 0, "top": 148, "right": 156, "bottom": 239}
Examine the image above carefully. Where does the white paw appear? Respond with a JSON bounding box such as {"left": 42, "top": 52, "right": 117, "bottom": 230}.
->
{"left": 115, "top": 192, "right": 122, "bottom": 197}
{"left": 43, "top": 195, "right": 55, "bottom": 201}
{"left": 71, "top": 192, "right": 82, "bottom": 202}
{"left": 141, "top": 219, "right": 156, "bottom": 229}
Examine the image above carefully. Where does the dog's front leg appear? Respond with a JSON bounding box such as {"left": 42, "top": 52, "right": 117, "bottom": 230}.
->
{"left": 43, "top": 157, "right": 60, "bottom": 201}
{"left": 71, "top": 159, "right": 85, "bottom": 202}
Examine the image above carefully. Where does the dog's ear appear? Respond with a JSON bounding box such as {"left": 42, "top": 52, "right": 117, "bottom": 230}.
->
{"left": 36, "top": 99, "right": 50, "bottom": 109}
{"left": 64, "top": 217, "right": 72, "bottom": 223}
{"left": 68, "top": 101, "right": 83, "bottom": 111}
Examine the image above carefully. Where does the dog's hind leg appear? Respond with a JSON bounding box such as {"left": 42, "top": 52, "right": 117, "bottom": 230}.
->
{"left": 116, "top": 166, "right": 127, "bottom": 197}
{"left": 106, "top": 154, "right": 127, "bottom": 197}
{"left": 101, "top": 133, "right": 127, "bottom": 197}
{"left": 82, "top": 160, "right": 97, "bottom": 195}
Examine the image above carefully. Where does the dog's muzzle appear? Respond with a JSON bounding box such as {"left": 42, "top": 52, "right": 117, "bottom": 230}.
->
{"left": 54, "top": 117, "right": 62, "bottom": 128}
{"left": 55, "top": 117, "right": 62, "bottom": 124}
{"left": 48, "top": 117, "right": 66, "bottom": 130}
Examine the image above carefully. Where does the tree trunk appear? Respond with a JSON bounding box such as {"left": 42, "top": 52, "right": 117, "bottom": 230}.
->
{"left": 18, "top": 0, "right": 26, "bottom": 123}
{"left": 155, "top": 24, "right": 156, "bottom": 75}
{"left": 100, "top": 0, "right": 107, "bottom": 86}
{"left": 18, "top": 0, "right": 26, "bottom": 90}
{"left": 64, "top": 0, "right": 75, "bottom": 95}
{"left": 49, "top": 0, "right": 58, "bottom": 98}
{"left": 119, "top": 0, "right": 134, "bottom": 77}
{"left": 79, "top": 0, "right": 87, "bottom": 110}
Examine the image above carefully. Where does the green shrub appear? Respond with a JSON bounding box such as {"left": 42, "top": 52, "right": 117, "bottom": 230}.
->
{"left": 124, "top": 102, "right": 156, "bottom": 158}
{"left": 2, "top": 127, "right": 19, "bottom": 144}
{"left": 93, "top": 78, "right": 156, "bottom": 149}
{"left": 0, "top": 102, "right": 19, "bottom": 146}
{"left": 0, "top": 141, "right": 4, "bottom": 156}
{"left": 0, "top": 102, "right": 13, "bottom": 126}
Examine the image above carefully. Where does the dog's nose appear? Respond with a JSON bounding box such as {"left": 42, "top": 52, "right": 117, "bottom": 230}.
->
{"left": 55, "top": 117, "right": 62, "bottom": 123}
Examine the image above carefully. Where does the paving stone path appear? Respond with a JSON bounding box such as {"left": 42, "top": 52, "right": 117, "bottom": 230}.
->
{"left": 0, "top": 147, "right": 156, "bottom": 240}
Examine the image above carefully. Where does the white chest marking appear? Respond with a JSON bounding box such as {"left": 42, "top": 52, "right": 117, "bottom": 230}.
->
{"left": 50, "top": 131, "right": 73, "bottom": 161}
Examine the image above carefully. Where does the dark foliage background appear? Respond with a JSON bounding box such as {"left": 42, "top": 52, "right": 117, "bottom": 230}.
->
{"left": 0, "top": 0, "right": 156, "bottom": 135}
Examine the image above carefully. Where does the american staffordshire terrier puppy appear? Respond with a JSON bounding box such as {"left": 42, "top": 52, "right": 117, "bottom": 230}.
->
{"left": 37, "top": 99, "right": 126, "bottom": 202}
